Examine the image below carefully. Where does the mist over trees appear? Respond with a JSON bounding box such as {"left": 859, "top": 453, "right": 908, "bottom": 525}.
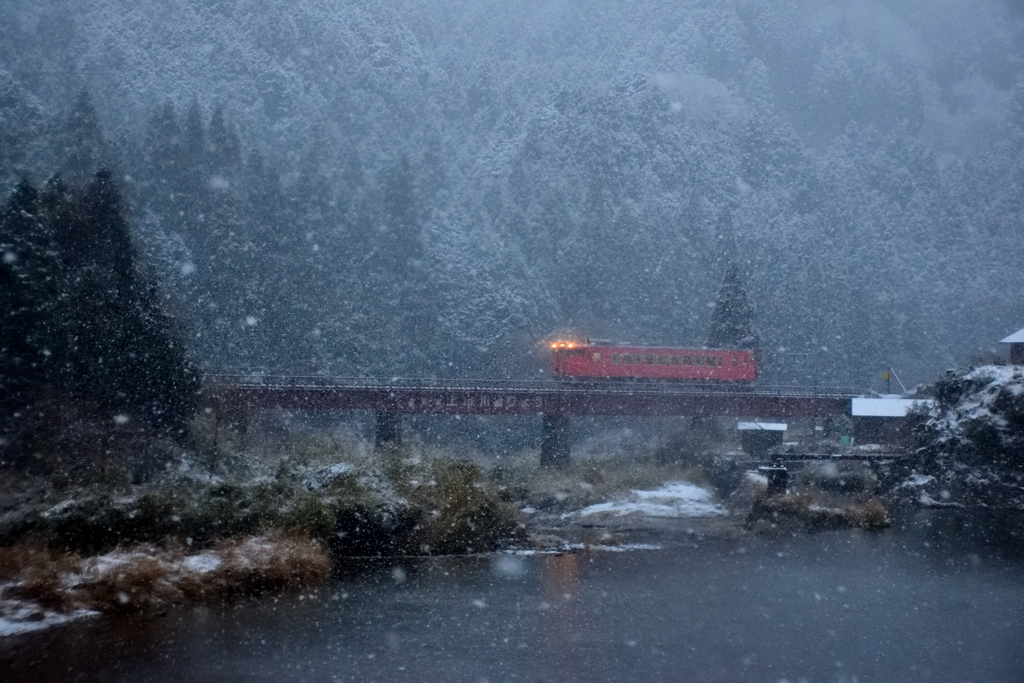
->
{"left": 2, "top": 0, "right": 1024, "bottom": 387}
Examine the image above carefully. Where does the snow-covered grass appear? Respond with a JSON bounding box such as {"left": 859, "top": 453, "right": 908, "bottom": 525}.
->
{"left": 574, "top": 481, "right": 726, "bottom": 519}
{"left": 0, "top": 534, "right": 330, "bottom": 636}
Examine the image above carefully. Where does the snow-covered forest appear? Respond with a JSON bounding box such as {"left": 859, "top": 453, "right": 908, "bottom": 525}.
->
{"left": 2, "top": 0, "right": 1023, "bottom": 386}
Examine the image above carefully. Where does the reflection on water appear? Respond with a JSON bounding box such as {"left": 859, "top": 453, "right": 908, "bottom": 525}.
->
{"left": 2, "top": 511, "right": 1023, "bottom": 682}
{"left": 540, "top": 553, "right": 593, "bottom": 681}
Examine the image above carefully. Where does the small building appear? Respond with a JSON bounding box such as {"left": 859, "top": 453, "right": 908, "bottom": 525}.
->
{"left": 1000, "top": 327, "right": 1024, "bottom": 364}
{"left": 737, "top": 422, "right": 786, "bottom": 456}
{"left": 851, "top": 397, "right": 932, "bottom": 448}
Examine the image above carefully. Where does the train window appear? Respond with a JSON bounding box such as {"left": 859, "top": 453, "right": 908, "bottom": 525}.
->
{"left": 592, "top": 352, "right": 601, "bottom": 363}
{"left": 611, "top": 354, "right": 620, "bottom": 364}
{"left": 709, "top": 356, "right": 719, "bottom": 367}
{"left": 644, "top": 354, "right": 654, "bottom": 365}
{"left": 696, "top": 356, "right": 705, "bottom": 366}
{"left": 682, "top": 355, "right": 692, "bottom": 365}
{"left": 668, "top": 355, "right": 679, "bottom": 366}
{"left": 656, "top": 355, "right": 667, "bottom": 365}
{"left": 731, "top": 356, "right": 738, "bottom": 367}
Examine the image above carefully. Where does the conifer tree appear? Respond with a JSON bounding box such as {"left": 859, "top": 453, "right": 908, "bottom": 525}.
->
{"left": 0, "top": 180, "right": 65, "bottom": 420}
{"left": 45, "top": 170, "right": 199, "bottom": 434}
{"left": 61, "top": 90, "right": 108, "bottom": 181}
{"left": 706, "top": 263, "right": 759, "bottom": 351}
{"left": 183, "top": 100, "right": 206, "bottom": 168}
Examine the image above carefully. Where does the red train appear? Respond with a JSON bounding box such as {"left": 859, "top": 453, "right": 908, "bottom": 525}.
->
{"left": 548, "top": 340, "right": 756, "bottom": 382}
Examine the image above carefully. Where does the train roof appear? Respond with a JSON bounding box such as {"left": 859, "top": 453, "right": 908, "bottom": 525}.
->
{"left": 588, "top": 344, "right": 748, "bottom": 351}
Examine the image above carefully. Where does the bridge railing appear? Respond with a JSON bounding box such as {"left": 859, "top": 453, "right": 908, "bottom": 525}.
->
{"left": 202, "top": 373, "right": 864, "bottom": 399}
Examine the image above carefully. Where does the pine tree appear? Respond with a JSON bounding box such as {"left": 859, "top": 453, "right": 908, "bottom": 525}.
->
{"left": 207, "top": 106, "right": 242, "bottom": 173}
{"left": 54, "top": 170, "right": 199, "bottom": 434}
{"left": 706, "top": 263, "right": 759, "bottom": 350}
{"left": 0, "top": 180, "right": 65, "bottom": 420}
{"left": 182, "top": 100, "right": 206, "bottom": 171}
{"left": 61, "top": 90, "right": 109, "bottom": 182}
{"left": 143, "top": 102, "right": 184, "bottom": 185}
{"left": 0, "top": 72, "right": 46, "bottom": 180}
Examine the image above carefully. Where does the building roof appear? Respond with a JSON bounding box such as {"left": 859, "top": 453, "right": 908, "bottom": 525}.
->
{"left": 852, "top": 397, "right": 933, "bottom": 417}
{"left": 1000, "top": 328, "right": 1024, "bottom": 344}
{"left": 737, "top": 422, "right": 787, "bottom": 431}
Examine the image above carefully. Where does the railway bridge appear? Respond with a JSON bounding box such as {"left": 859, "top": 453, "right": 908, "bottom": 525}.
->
{"left": 202, "top": 376, "right": 862, "bottom": 467}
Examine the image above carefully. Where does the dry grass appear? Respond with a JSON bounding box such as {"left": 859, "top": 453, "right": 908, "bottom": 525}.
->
{"left": 0, "top": 543, "right": 82, "bottom": 610}
{"left": 208, "top": 534, "right": 332, "bottom": 594}
{"left": 0, "top": 533, "right": 331, "bottom": 617}
{"left": 748, "top": 491, "right": 892, "bottom": 533}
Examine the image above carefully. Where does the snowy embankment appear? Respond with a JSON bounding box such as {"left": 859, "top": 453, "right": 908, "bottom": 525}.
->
{"left": 927, "top": 365, "right": 1024, "bottom": 445}
{"left": 573, "top": 482, "right": 726, "bottom": 519}
{"left": 0, "top": 535, "right": 330, "bottom": 637}
{"left": 903, "top": 365, "right": 1024, "bottom": 509}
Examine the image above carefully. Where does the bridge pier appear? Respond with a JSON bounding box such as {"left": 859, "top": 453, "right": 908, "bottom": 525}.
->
{"left": 540, "top": 414, "right": 571, "bottom": 468}
{"left": 375, "top": 411, "right": 402, "bottom": 451}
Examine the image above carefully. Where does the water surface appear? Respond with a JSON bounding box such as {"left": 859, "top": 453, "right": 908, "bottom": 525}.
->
{"left": 2, "top": 512, "right": 1023, "bottom": 682}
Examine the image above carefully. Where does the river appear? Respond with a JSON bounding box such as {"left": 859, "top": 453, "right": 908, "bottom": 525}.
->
{"left": 2, "top": 510, "right": 1023, "bottom": 682}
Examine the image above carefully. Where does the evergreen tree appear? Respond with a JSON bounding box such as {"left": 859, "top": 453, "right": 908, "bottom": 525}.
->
{"left": 706, "top": 263, "right": 759, "bottom": 350}
{"left": 51, "top": 170, "right": 199, "bottom": 434}
{"left": 182, "top": 100, "right": 206, "bottom": 172}
{"left": 207, "top": 106, "right": 242, "bottom": 174}
{"left": 0, "top": 180, "right": 65, "bottom": 420}
{"left": 143, "top": 102, "right": 184, "bottom": 186}
{"left": 61, "top": 90, "right": 109, "bottom": 182}
{"left": 0, "top": 72, "right": 46, "bottom": 181}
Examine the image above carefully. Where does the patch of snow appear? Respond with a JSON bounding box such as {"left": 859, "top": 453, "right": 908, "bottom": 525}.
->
{"left": 41, "top": 499, "right": 78, "bottom": 517}
{"left": 899, "top": 474, "right": 935, "bottom": 488}
{"left": 745, "top": 471, "right": 769, "bottom": 486}
{"left": 576, "top": 482, "right": 725, "bottom": 519}
{"left": 588, "top": 543, "right": 662, "bottom": 552}
{"left": 182, "top": 554, "right": 221, "bottom": 573}
{"left": 303, "top": 462, "right": 356, "bottom": 490}
{"left": 0, "top": 600, "right": 97, "bottom": 637}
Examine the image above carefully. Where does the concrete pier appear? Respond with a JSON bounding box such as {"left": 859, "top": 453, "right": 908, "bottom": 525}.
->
{"left": 375, "top": 410, "right": 402, "bottom": 450}
{"left": 540, "top": 414, "right": 571, "bottom": 468}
